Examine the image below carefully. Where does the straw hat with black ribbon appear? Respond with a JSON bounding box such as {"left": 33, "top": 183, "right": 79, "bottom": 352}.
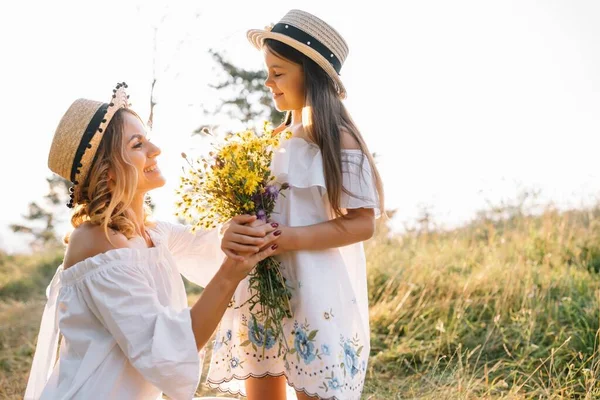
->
{"left": 47, "top": 82, "right": 130, "bottom": 208}
{"left": 247, "top": 9, "right": 349, "bottom": 99}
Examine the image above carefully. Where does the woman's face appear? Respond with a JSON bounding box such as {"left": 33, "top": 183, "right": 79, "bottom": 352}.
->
{"left": 121, "top": 112, "right": 165, "bottom": 194}
{"left": 263, "top": 47, "right": 305, "bottom": 111}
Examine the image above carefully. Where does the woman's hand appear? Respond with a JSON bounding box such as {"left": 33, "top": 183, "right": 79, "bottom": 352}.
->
{"left": 220, "top": 215, "right": 281, "bottom": 261}
{"left": 220, "top": 239, "right": 281, "bottom": 283}
{"left": 191, "top": 235, "right": 280, "bottom": 350}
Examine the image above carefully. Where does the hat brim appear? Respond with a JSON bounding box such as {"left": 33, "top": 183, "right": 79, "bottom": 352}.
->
{"left": 48, "top": 83, "right": 130, "bottom": 206}
{"left": 247, "top": 29, "right": 347, "bottom": 99}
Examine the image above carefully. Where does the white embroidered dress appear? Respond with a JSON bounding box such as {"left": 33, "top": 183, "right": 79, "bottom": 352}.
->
{"left": 207, "top": 137, "right": 380, "bottom": 400}
{"left": 24, "top": 221, "right": 224, "bottom": 400}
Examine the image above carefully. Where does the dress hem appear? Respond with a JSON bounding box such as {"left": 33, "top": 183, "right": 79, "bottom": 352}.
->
{"left": 206, "top": 370, "right": 350, "bottom": 400}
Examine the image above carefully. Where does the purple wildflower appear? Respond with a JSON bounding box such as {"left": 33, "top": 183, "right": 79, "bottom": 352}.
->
{"left": 252, "top": 192, "right": 263, "bottom": 205}
{"left": 257, "top": 209, "right": 267, "bottom": 221}
{"left": 265, "top": 185, "right": 279, "bottom": 200}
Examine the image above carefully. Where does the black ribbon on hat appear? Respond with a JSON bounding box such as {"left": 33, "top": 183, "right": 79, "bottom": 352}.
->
{"left": 271, "top": 23, "right": 342, "bottom": 74}
{"left": 69, "top": 103, "right": 109, "bottom": 183}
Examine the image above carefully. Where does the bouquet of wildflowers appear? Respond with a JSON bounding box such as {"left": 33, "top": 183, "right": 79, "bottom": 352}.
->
{"left": 176, "top": 122, "right": 293, "bottom": 354}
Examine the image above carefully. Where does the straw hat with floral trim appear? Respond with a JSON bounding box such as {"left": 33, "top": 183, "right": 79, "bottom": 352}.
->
{"left": 247, "top": 9, "right": 349, "bottom": 99}
{"left": 47, "top": 82, "right": 130, "bottom": 208}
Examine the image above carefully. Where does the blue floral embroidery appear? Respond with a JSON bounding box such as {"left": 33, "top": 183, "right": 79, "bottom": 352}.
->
{"left": 213, "top": 339, "right": 223, "bottom": 351}
{"left": 230, "top": 357, "right": 240, "bottom": 369}
{"left": 319, "top": 371, "right": 342, "bottom": 393}
{"left": 339, "top": 334, "right": 364, "bottom": 379}
{"left": 288, "top": 320, "right": 320, "bottom": 364}
{"left": 329, "top": 377, "right": 341, "bottom": 390}
{"left": 294, "top": 328, "right": 316, "bottom": 364}
{"left": 321, "top": 344, "right": 331, "bottom": 356}
{"left": 343, "top": 341, "right": 360, "bottom": 378}
{"left": 248, "top": 319, "right": 276, "bottom": 349}
{"left": 213, "top": 327, "right": 232, "bottom": 352}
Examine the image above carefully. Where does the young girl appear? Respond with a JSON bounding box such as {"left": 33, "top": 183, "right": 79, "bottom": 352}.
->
{"left": 25, "top": 83, "right": 280, "bottom": 400}
{"left": 207, "top": 10, "right": 384, "bottom": 400}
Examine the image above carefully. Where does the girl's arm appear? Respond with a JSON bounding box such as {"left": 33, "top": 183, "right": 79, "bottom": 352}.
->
{"left": 276, "top": 207, "right": 375, "bottom": 252}
{"left": 268, "top": 130, "right": 379, "bottom": 253}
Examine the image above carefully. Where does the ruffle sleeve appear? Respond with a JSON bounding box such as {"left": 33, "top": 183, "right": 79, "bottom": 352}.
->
{"left": 272, "top": 137, "right": 381, "bottom": 217}
{"left": 340, "top": 151, "right": 381, "bottom": 217}
{"left": 73, "top": 260, "right": 201, "bottom": 400}
{"left": 151, "top": 222, "right": 225, "bottom": 287}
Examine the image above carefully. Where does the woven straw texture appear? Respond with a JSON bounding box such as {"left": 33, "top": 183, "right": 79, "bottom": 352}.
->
{"left": 47, "top": 84, "right": 129, "bottom": 202}
{"left": 247, "top": 9, "right": 349, "bottom": 98}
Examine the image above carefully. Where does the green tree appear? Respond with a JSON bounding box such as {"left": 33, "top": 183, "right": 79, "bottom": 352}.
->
{"left": 199, "top": 49, "right": 282, "bottom": 131}
{"left": 10, "top": 175, "right": 70, "bottom": 250}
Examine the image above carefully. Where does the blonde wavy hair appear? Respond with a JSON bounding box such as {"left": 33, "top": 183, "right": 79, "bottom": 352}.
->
{"left": 65, "top": 108, "right": 153, "bottom": 244}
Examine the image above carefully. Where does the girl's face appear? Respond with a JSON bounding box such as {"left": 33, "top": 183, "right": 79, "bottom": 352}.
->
{"left": 121, "top": 112, "right": 165, "bottom": 194}
{"left": 263, "top": 47, "right": 305, "bottom": 111}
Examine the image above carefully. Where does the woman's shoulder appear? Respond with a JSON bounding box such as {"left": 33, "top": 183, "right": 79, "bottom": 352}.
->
{"left": 63, "top": 223, "right": 130, "bottom": 270}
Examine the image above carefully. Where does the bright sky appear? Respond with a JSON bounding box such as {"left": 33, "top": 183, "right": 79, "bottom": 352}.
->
{"left": 1, "top": 0, "right": 599, "bottom": 253}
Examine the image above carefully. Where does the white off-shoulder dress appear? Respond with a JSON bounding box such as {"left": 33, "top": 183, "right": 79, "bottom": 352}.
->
{"left": 24, "top": 221, "right": 224, "bottom": 400}
{"left": 207, "top": 137, "right": 380, "bottom": 400}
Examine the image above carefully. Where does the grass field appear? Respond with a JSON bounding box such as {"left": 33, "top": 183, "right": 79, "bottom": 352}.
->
{"left": 2, "top": 202, "right": 599, "bottom": 399}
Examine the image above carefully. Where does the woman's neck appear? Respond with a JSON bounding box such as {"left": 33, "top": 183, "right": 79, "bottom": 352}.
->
{"left": 129, "top": 194, "right": 147, "bottom": 235}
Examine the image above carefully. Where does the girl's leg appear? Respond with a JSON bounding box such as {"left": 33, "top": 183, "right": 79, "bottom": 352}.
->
{"left": 296, "top": 390, "right": 320, "bottom": 400}
{"left": 245, "top": 375, "right": 288, "bottom": 400}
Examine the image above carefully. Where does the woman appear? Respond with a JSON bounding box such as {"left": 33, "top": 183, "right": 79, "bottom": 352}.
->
{"left": 25, "top": 82, "right": 279, "bottom": 399}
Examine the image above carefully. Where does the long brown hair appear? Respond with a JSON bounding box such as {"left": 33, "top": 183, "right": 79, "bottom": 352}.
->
{"left": 66, "top": 108, "right": 152, "bottom": 243}
{"left": 265, "top": 39, "right": 384, "bottom": 218}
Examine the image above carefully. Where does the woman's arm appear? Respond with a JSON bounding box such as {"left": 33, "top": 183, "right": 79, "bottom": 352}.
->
{"left": 189, "top": 241, "right": 279, "bottom": 349}
{"left": 80, "top": 240, "right": 278, "bottom": 398}
{"left": 162, "top": 215, "right": 278, "bottom": 287}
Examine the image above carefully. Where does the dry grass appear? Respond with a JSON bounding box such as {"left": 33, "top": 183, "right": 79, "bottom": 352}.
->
{"left": 2, "top": 202, "right": 600, "bottom": 399}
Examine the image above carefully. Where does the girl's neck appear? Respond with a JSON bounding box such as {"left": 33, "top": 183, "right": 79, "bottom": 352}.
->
{"left": 291, "top": 109, "right": 303, "bottom": 127}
